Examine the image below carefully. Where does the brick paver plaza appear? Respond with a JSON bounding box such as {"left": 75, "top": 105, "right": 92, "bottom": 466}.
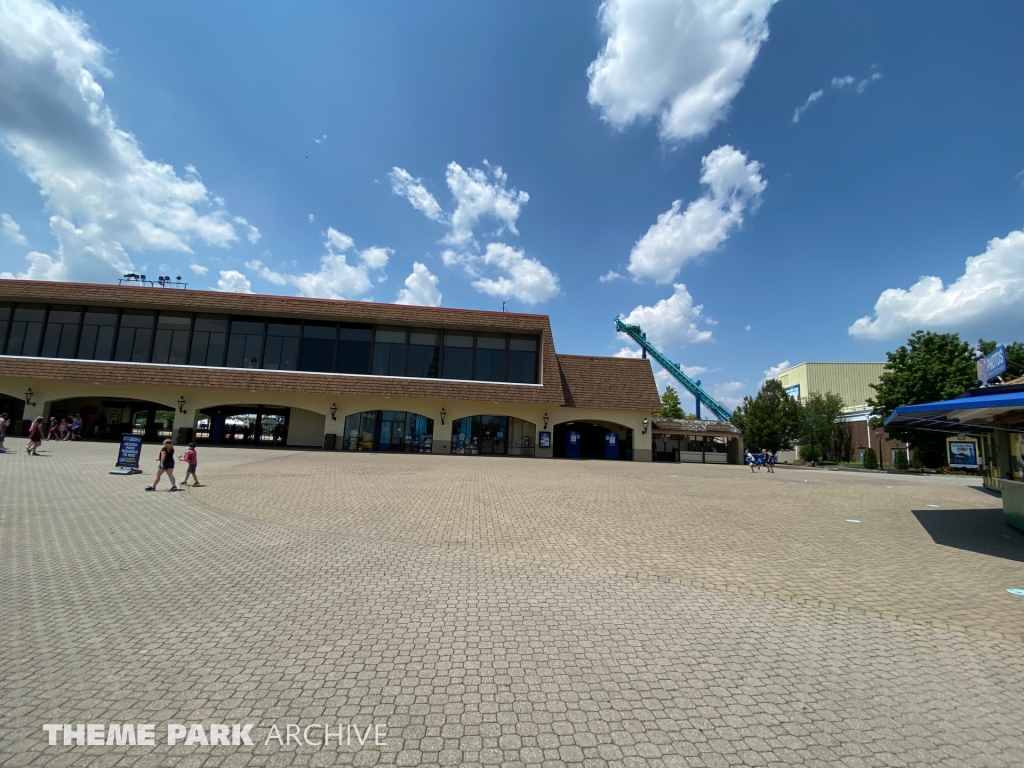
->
{"left": 3, "top": 439, "right": 1024, "bottom": 766}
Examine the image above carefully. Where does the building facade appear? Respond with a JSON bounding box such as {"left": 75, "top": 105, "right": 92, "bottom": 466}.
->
{"left": 776, "top": 361, "right": 909, "bottom": 463}
{"left": 0, "top": 280, "right": 662, "bottom": 460}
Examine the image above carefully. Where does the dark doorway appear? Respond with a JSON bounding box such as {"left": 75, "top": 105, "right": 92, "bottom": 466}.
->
{"left": 553, "top": 422, "right": 632, "bottom": 460}
{"left": 46, "top": 398, "right": 173, "bottom": 442}
{"left": 196, "top": 405, "right": 290, "bottom": 447}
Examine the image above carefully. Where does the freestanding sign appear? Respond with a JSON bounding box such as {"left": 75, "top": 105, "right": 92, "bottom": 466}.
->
{"left": 110, "top": 434, "right": 144, "bottom": 475}
{"left": 977, "top": 345, "right": 1008, "bottom": 385}
{"left": 946, "top": 436, "right": 979, "bottom": 470}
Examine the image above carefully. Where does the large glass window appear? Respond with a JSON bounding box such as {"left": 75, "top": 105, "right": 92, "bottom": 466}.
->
{"left": 475, "top": 334, "right": 506, "bottom": 382}
{"left": 189, "top": 315, "right": 229, "bottom": 366}
{"left": 508, "top": 336, "right": 538, "bottom": 383}
{"left": 77, "top": 309, "right": 118, "bottom": 361}
{"left": 40, "top": 306, "right": 82, "bottom": 358}
{"left": 263, "top": 321, "right": 300, "bottom": 370}
{"left": 225, "top": 319, "right": 265, "bottom": 369}
{"left": 114, "top": 311, "right": 155, "bottom": 362}
{"left": 372, "top": 328, "right": 407, "bottom": 376}
{"left": 342, "top": 410, "right": 433, "bottom": 452}
{"left": 5, "top": 305, "right": 46, "bottom": 357}
{"left": 451, "top": 415, "right": 509, "bottom": 455}
{"left": 442, "top": 332, "right": 473, "bottom": 380}
{"left": 300, "top": 323, "right": 336, "bottom": 372}
{"left": 151, "top": 313, "right": 192, "bottom": 365}
{"left": 0, "top": 303, "right": 10, "bottom": 353}
{"left": 407, "top": 331, "right": 439, "bottom": 378}
{"left": 336, "top": 327, "right": 371, "bottom": 374}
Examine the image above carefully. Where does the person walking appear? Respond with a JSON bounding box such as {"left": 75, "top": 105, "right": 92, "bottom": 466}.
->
{"left": 145, "top": 439, "right": 179, "bottom": 491}
{"left": 765, "top": 449, "right": 775, "bottom": 473}
{"left": 26, "top": 417, "right": 44, "bottom": 455}
{"left": 0, "top": 413, "right": 9, "bottom": 453}
{"left": 70, "top": 414, "right": 83, "bottom": 441}
{"left": 59, "top": 419, "right": 69, "bottom": 440}
{"left": 47, "top": 417, "right": 58, "bottom": 440}
{"left": 179, "top": 443, "right": 201, "bottom": 487}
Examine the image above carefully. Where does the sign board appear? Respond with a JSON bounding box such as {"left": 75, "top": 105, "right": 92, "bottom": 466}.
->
{"left": 538, "top": 431, "right": 551, "bottom": 449}
{"left": 946, "top": 437, "right": 978, "bottom": 470}
{"left": 977, "top": 345, "right": 1008, "bottom": 384}
{"left": 785, "top": 384, "right": 801, "bottom": 401}
{"left": 110, "top": 434, "right": 143, "bottom": 475}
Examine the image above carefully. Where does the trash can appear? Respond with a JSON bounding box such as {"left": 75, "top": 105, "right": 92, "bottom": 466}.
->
{"left": 177, "top": 427, "right": 194, "bottom": 445}
{"left": 323, "top": 433, "right": 337, "bottom": 451}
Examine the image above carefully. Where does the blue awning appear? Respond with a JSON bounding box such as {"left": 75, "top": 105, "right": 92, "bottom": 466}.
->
{"left": 885, "top": 391, "right": 1024, "bottom": 433}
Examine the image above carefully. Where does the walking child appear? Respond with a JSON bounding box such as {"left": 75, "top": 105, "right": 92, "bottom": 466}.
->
{"left": 180, "top": 443, "right": 201, "bottom": 487}
{"left": 0, "top": 412, "right": 9, "bottom": 452}
{"left": 145, "top": 439, "right": 179, "bottom": 491}
{"left": 26, "top": 417, "right": 44, "bottom": 455}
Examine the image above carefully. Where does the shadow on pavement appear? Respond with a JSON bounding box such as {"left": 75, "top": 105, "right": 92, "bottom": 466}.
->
{"left": 913, "top": 508, "right": 1024, "bottom": 562}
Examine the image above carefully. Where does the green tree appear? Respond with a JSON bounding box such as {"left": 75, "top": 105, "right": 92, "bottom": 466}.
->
{"left": 743, "top": 379, "right": 801, "bottom": 453}
{"left": 977, "top": 339, "right": 1024, "bottom": 380}
{"left": 862, "top": 447, "right": 878, "bottom": 469}
{"left": 729, "top": 401, "right": 748, "bottom": 433}
{"left": 868, "top": 330, "right": 976, "bottom": 467}
{"left": 658, "top": 386, "right": 684, "bottom": 418}
{"left": 799, "top": 391, "right": 846, "bottom": 461}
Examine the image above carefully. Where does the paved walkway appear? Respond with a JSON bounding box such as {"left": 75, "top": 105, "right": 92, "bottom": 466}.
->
{"left": 2, "top": 440, "right": 1023, "bottom": 767}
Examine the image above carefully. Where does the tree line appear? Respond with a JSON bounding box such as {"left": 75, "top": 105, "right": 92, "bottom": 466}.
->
{"left": 718, "top": 332, "right": 1022, "bottom": 467}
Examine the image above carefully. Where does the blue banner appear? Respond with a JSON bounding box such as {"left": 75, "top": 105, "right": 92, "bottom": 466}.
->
{"left": 116, "top": 434, "right": 143, "bottom": 469}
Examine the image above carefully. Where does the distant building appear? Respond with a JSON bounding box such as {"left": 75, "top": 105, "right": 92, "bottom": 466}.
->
{"left": 776, "top": 362, "right": 909, "bottom": 463}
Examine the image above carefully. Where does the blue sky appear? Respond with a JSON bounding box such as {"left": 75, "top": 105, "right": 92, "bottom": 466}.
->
{"left": 1, "top": 0, "right": 1023, "bottom": 409}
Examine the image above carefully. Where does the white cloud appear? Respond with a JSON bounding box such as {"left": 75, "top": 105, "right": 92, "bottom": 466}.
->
{"left": 711, "top": 380, "right": 746, "bottom": 409}
{"left": 188, "top": 262, "right": 208, "bottom": 276}
{"left": 234, "top": 216, "right": 261, "bottom": 244}
{"left": 614, "top": 346, "right": 644, "bottom": 358}
{"left": 0, "top": 0, "right": 251, "bottom": 281}
{"left": 791, "top": 89, "right": 823, "bottom": 124}
{"left": 0, "top": 250, "right": 63, "bottom": 280}
{"left": 391, "top": 161, "right": 529, "bottom": 247}
{"left": 444, "top": 161, "right": 528, "bottom": 246}
{"left": 762, "top": 360, "right": 789, "bottom": 382}
{"left": 587, "top": 0, "right": 778, "bottom": 143}
{"left": 744, "top": 324, "right": 751, "bottom": 331}
{"left": 395, "top": 262, "right": 442, "bottom": 306}
{"left": 216, "top": 269, "right": 251, "bottom": 294}
{"left": 599, "top": 269, "right": 625, "bottom": 282}
{"left": 628, "top": 145, "right": 766, "bottom": 283}
{"left": 239, "top": 227, "right": 389, "bottom": 299}
{"left": 833, "top": 70, "right": 882, "bottom": 94}
{"left": 312, "top": 134, "right": 327, "bottom": 144}
{"left": 308, "top": 213, "right": 314, "bottom": 224}
{"left": 849, "top": 228, "right": 1024, "bottom": 340}
{"left": 359, "top": 246, "right": 391, "bottom": 270}
{"left": 389, "top": 167, "right": 445, "bottom": 223}
{"left": 2, "top": 213, "right": 29, "bottom": 245}
{"left": 470, "top": 243, "right": 559, "bottom": 305}
{"left": 620, "top": 283, "right": 714, "bottom": 347}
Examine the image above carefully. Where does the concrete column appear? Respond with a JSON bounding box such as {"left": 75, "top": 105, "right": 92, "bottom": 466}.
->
{"left": 432, "top": 418, "right": 452, "bottom": 455}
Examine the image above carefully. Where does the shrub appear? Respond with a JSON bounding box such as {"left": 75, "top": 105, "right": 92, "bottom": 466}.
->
{"left": 800, "top": 444, "right": 822, "bottom": 462}
{"left": 863, "top": 448, "right": 878, "bottom": 469}
{"left": 911, "top": 453, "right": 924, "bottom": 470}
{"left": 894, "top": 450, "right": 909, "bottom": 470}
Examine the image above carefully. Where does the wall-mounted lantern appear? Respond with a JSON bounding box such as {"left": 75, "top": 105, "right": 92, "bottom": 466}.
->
{"left": 177, "top": 395, "right": 187, "bottom": 414}
{"left": 440, "top": 407, "right": 446, "bottom": 426}
{"left": 543, "top": 412, "right": 549, "bottom": 429}
{"left": 642, "top": 417, "right": 649, "bottom": 435}
{"left": 330, "top": 403, "right": 338, "bottom": 421}
{"left": 24, "top": 388, "right": 35, "bottom": 406}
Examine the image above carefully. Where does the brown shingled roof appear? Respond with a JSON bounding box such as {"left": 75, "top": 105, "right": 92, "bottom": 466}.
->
{"left": 0, "top": 280, "right": 664, "bottom": 413}
{"left": 556, "top": 354, "right": 661, "bottom": 412}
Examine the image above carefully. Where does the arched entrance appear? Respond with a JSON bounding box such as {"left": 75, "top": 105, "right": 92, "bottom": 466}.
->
{"left": 195, "top": 405, "right": 290, "bottom": 447}
{"left": 0, "top": 392, "right": 25, "bottom": 436}
{"left": 341, "top": 410, "right": 434, "bottom": 452}
{"left": 554, "top": 420, "right": 633, "bottom": 460}
{"left": 46, "top": 397, "right": 175, "bottom": 442}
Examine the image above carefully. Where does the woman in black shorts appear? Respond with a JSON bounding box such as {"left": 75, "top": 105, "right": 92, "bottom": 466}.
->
{"left": 146, "top": 439, "right": 179, "bottom": 491}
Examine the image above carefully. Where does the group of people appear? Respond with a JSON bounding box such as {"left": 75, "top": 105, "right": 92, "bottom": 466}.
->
{"left": 145, "top": 440, "right": 201, "bottom": 492}
{"left": 3, "top": 414, "right": 84, "bottom": 455}
{"left": 745, "top": 448, "right": 777, "bottom": 473}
